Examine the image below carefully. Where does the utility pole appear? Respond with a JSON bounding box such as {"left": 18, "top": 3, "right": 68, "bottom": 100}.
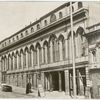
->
{"left": 70, "top": 2, "right": 77, "bottom": 98}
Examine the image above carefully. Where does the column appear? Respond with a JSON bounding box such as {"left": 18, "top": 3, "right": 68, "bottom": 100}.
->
{"left": 58, "top": 71, "right": 62, "bottom": 92}
{"left": 41, "top": 72, "right": 44, "bottom": 88}
{"left": 65, "top": 70, "right": 70, "bottom": 95}
{"left": 85, "top": 67, "right": 91, "bottom": 98}
{"left": 49, "top": 73, "right": 53, "bottom": 91}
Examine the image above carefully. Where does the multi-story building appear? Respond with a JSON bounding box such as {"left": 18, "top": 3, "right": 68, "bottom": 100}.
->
{"left": 85, "top": 23, "right": 100, "bottom": 98}
{"left": 0, "top": 2, "right": 100, "bottom": 97}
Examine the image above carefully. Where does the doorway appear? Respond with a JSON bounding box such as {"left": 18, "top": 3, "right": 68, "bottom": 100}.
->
{"left": 69, "top": 68, "right": 86, "bottom": 96}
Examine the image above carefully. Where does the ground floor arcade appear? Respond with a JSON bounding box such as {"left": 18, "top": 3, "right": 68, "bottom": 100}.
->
{"left": 1, "top": 66, "right": 88, "bottom": 96}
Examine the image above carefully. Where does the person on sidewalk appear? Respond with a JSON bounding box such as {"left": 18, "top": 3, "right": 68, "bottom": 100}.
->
{"left": 26, "top": 82, "right": 32, "bottom": 94}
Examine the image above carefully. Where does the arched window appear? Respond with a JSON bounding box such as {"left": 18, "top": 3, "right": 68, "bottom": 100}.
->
{"left": 10, "top": 55, "right": 13, "bottom": 70}
{"left": 30, "top": 45, "right": 34, "bottom": 67}
{"left": 8, "top": 54, "right": 11, "bottom": 70}
{"left": 35, "top": 43, "right": 42, "bottom": 65}
{"left": 37, "top": 24, "right": 40, "bottom": 30}
{"left": 44, "top": 20, "right": 47, "bottom": 26}
{"left": 43, "top": 41, "right": 48, "bottom": 63}
{"left": 13, "top": 37, "right": 15, "bottom": 41}
{"left": 9, "top": 39, "right": 11, "bottom": 43}
{"left": 16, "top": 35, "right": 19, "bottom": 40}
{"left": 58, "top": 35, "right": 65, "bottom": 61}
{"left": 20, "top": 49, "right": 24, "bottom": 69}
{"left": 76, "top": 27, "right": 84, "bottom": 57}
{"left": 59, "top": 12, "right": 63, "bottom": 19}
{"left": 24, "top": 47, "right": 29, "bottom": 68}
{"left": 25, "top": 30, "right": 28, "bottom": 35}
{"left": 50, "top": 14, "right": 56, "bottom": 23}
{"left": 21, "top": 33, "right": 23, "bottom": 38}
{"left": 72, "top": 6, "right": 74, "bottom": 12}
{"left": 31, "top": 27, "right": 34, "bottom": 33}
{"left": 49, "top": 34, "right": 57, "bottom": 62}
{"left": 92, "top": 50, "right": 96, "bottom": 63}
{"left": 78, "top": 2, "right": 83, "bottom": 9}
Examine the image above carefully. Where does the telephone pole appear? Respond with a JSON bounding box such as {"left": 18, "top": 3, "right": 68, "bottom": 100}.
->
{"left": 70, "top": 2, "right": 77, "bottom": 98}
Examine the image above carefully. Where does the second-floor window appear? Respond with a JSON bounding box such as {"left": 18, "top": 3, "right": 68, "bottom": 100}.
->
{"left": 50, "top": 14, "right": 57, "bottom": 23}
{"left": 37, "top": 24, "right": 40, "bottom": 30}
{"left": 59, "top": 12, "right": 63, "bottom": 19}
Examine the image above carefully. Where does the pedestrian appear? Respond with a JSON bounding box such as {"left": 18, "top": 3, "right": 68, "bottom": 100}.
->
{"left": 26, "top": 82, "right": 31, "bottom": 94}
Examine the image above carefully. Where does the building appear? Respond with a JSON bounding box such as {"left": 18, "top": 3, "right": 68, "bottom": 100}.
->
{"left": 85, "top": 23, "right": 100, "bottom": 98}
{"left": 0, "top": 2, "right": 100, "bottom": 97}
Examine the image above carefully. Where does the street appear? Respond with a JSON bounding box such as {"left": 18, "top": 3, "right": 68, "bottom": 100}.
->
{"left": 0, "top": 90, "right": 36, "bottom": 98}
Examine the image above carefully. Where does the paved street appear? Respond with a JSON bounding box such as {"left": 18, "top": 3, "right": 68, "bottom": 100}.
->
{"left": 0, "top": 90, "right": 35, "bottom": 98}
{"left": 0, "top": 85, "right": 72, "bottom": 98}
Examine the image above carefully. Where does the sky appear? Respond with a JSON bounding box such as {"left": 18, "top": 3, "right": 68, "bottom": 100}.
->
{"left": 0, "top": 1, "right": 66, "bottom": 41}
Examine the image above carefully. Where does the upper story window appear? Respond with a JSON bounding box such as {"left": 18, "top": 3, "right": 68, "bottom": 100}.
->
{"left": 2, "top": 44, "right": 4, "bottom": 47}
{"left": 31, "top": 27, "right": 34, "bottom": 32}
{"left": 50, "top": 13, "right": 57, "bottom": 23}
{"left": 37, "top": 24, "right": 40, "bottom": 30}
{"left": 78, "top": 2, "right": 83, "bottom": 9}
{"left": 16, "top": 35, "right": 19, "bottom": 40}
{"left": 59, "top": 12, "right": 63, "bottom": 19}
{"left": 25, "top": 30, "right": 28, "bottom": 35}
{"left": 72, "top": 6, "right": 74, "bottom": 12}
{"left": 92, "top": 50, "right": 96, "bottom": 63}
{"left": 21, "top": 33, "right": 23, "bottom": 38}
{"left": 5, "top": 42, "right": 6, "bottom": 46}
{"left": 9, "top": 39, "right": 11, "bottom": 43}
{"left": 44, "top": 20, "right": 47, "bottom": 26}
{"left": 13, "top": 37, "right": 15, "bottom": 41}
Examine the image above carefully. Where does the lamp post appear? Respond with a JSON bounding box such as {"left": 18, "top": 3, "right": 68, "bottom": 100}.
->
{"left": 70, "top": 2, "right": 77, "bottom": 98}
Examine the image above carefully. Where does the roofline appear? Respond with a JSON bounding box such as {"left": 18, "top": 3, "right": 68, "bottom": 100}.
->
{"left": 0, "top": 2, "right": 76, "bottom": 44}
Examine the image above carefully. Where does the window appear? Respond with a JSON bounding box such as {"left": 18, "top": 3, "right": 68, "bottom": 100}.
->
{"left": 78, "top": 2, "right": 83, "bottom": 9}
{"left": 21, "top": 33, "right": 23, "bottom": 38}
{"left": 50, "top": 14, "right": 56, "bottom": 23}
{"left": 92, "top": 50, "right": 96, "bottom": 63}
{"left": 13, "top": 37, "right": 15, "bottom": 41}
{"left": 16, "top": 35, "right": 19, "bottom": 40}
{"left": 9, "top": 40, "right": 11, "bottom": 43}
{"left": 25, "top": 30, "right": 28, "bottom": 35}
{"left": 5, "top": 42, "right": 6, "bottom": 46}
{"left": 72, "top": 6, "right": 74, "bottom": 12}
{"left": 44, "top": 20, "right": 47, "bottom": 26}
{"left": 31, "top": 27, "right": 33, "bottom": 32}
{"left": 59, "top": 12, "right": 63, "bottom": 19}
{"left": 37, "top": 24, "right": 40, "bottom": 30}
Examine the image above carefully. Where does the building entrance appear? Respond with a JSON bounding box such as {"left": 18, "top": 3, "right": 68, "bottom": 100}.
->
{"left": 69, "top": 68, "right": 86, "bottom": 96}
{"left": 44, "top": 71, "right": 65, "bottom": 92}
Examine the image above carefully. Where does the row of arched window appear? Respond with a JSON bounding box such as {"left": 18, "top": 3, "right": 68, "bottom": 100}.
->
{"left": 1, "top": 26, "right": 86, "bottom": 72}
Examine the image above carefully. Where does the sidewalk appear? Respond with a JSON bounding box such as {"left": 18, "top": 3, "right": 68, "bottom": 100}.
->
{"left": 11, "top": 85, "right": 72, "bottom": 99}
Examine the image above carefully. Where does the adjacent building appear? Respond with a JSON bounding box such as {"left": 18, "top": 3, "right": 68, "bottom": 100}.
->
{"left": 0, "top": 2, "right": 100, "bottom": 97}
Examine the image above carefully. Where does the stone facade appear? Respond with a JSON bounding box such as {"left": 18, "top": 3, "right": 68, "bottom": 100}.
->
{"left": 0, "top": 2, "right": 100, "bottom": 97}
